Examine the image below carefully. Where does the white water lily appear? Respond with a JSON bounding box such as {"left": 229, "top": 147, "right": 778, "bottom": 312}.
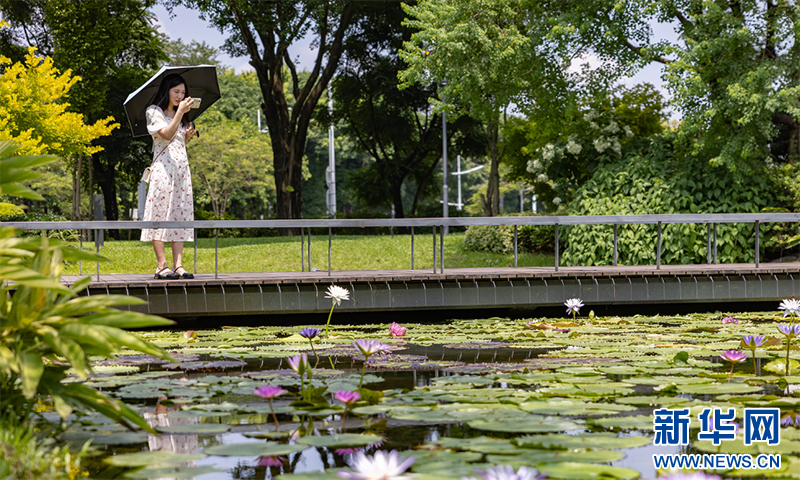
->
{"left": 779, "top": 298, "right": 800, "bottom": 317}
{"left": 325, "top": 285, "right": 350, "bottom": 306}
{"left": 564, "top": 298, "right": 584, "bottom": 315}
{"left": 337, "top": 450, "right": 416, "bottom": 480}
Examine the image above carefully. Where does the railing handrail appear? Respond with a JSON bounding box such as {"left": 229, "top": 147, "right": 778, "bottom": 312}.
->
{"left": 2, "top": 212, "right": 800, "bottom": 230}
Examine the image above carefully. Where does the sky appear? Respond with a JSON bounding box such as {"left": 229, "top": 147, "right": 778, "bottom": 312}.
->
{"left": 151, "top": 4, "right": 680, "bottom": 118}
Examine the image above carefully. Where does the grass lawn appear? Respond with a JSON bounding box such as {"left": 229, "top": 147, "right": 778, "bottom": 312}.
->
{"left": 63, "top": 232, "right": 555, "bottom": 275}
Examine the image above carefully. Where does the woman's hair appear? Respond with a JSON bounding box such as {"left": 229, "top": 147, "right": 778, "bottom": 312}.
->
{"left": 153, "top": 74, "right": 190, "bottom": 128}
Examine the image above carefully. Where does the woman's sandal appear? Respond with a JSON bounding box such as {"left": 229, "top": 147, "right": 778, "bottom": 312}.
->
{"left": 155, "top": 267, "right": 179, "bottom": 280}
{"left": 174, "top": 265, "right": 194, "bottom": 279}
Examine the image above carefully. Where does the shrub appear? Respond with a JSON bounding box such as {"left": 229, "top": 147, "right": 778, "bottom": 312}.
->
{"left": 0, "top": 414, "right": 87, "bottom": 480}
{"left": 0, "top": 202, "right": 24, "bottom": 216}
{"left": 563, "top": 137, "right": 774, "bottom": 266}
{"left": 463, "top": 214, "right": 556, "bottom": 254}
{"left": 0, "top": 212, "right": 78, "bottom": 242}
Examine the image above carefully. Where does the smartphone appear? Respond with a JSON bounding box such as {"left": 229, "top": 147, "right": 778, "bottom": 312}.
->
{"left": 191, "top": 98, "right": 202, "bottom": 109}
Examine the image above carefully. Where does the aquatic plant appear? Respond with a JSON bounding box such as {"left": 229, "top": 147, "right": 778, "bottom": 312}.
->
{"left": 335, "top": 390, "right": 361, "bottom": 428}
{"left": 720, "top": 350, "right": 748, "bottom": 382}
{"left": 254, "top": 385, "right": 287, "bottom": 430}
{"left": 780, "top": 298, "right": 800, "bottom": 322}
{"left": 721, "top": 316, "right": 738, "bottom": 325}
{"left": 390, "top": 322, "right": 407, "bottom": 338}
{"left": 353, "top": 340, "right": 391, "bottom": 387}
{"left": 299, "top": 327, "right": 322, "bottom": 366}
{"left": 564, "top": 298, "right": 583, "bottom": 320}
{"left": 742, "top": 335, "right": 767, "bottom": 374}
{"left": 337, "top": 450, "right": 415, "bottom": 480}
{"left": 779, "top": 324, "right": 800, "bottom": 375}
{"left": 325, "top": 285, "right": 350, "bottom": 337}
{"left": 258, "top": 456, "right": 286, "bottom": 467}
{"left": 287, "top": 353, "right": 312, "bottom": 389}
{"left": 461, "top": 465, "right": 540, "bottom": 480}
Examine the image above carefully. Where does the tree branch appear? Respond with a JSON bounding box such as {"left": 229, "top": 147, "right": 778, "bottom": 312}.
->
{"left": 621, "top": 39, "right": 672, "bottom": 64}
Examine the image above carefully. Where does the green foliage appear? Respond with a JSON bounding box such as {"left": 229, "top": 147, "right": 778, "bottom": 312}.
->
{"left": 0, "top": 212, "right": 78, "bottom": 241}
{"left": 163, "top": 37, "right": 219, "bottom": 67}
{"left": 0, "top": 413, "right": 87, "bottom": 480}
{"left": 562, "top": 137, "right": 774, "bottom": 266}
{"left": 463, "top": 217, "right": 556, "bottom": 255}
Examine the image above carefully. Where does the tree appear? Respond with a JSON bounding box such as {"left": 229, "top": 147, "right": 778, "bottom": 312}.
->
{"left": 163, "top": 38, "right": 220, "bottom": 66}
{"left": 399, "top": 0, "right": 569, "bottom": 216}
{"left": 170, "top": 0, "right": 356, "bottom": 229}
{"left": 187, "top": 112, "right": 274, "bottom": 218}
{"left": 541, "top": 0, "right": 800, "bottom": 173}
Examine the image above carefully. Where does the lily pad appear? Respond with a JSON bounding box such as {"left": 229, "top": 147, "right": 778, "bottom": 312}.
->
{"left": 123, "top": 465, "right": 226, "bottom": 479}
{"left": 468, "top": 416, "right": 583, "bottom": 433}
{"left": 204, "top": 442, "right": 306, "bottom": 457}
{"left": 157, "top": 423, "right": 231, "bottom": 434}
{"left": 514, "top": 433, "right": 652, "bottom": 450}
{"left": 104, "top": 451, "right": 206, "bottom": 467}
{"left": 588, "top": 415, "right": 654, "bottom": 430}
{"left": 539, "top": 462, "right": 641, "bottom": 479}
{"left": 677, "top": 383, "right": 764, "bottom": 394}
{"left": 296, "top": 433, "right": 384, "bottom": 448}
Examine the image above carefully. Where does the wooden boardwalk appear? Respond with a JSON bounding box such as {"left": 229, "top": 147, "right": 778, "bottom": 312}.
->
{"left": 61, "top": 263, "right": 800, "bottom": 318}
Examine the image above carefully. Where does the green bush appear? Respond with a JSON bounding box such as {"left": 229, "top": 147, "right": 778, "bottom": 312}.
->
{"left": 463, "top": 214, "right": 556, "bottom": 254}
{"left": 0, "top": 212, "right": 78, "bottom": 242}
{"left": 563, "top": 137, "right": 774, "bottom": 266}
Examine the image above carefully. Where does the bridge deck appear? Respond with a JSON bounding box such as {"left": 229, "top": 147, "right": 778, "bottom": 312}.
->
{"left": 61, "top": 263, "right": 800, "bottom": 318}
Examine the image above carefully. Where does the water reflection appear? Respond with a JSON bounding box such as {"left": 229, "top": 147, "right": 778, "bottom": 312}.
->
{"left": 144, "top": 398, "right": 199, "bottom": 479}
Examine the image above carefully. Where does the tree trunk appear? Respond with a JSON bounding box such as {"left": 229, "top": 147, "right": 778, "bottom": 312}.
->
{"left": 93, "top": 155, "right": 120, "bottom": 239}
{"left": 481, "top": 120, "right": 501, "bottom": 216}
{"left": 72, "top": 153, "right": 82, "bottom": 221}
{"left": 389, "top": 177, "right": 405, "bottom": 219}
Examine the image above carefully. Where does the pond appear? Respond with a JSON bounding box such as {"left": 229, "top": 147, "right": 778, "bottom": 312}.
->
{"left": 55, "top": 311, "right": 800, "bottom": 479}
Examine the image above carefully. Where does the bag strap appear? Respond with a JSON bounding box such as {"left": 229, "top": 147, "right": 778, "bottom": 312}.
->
{"left": 148, "top": 127, "right": 179, "bottom": 168}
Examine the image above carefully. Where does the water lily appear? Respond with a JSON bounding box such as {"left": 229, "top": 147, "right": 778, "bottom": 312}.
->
{"left": 299, "top": 327, "right": 322, "bottom": 367}
{"left": 779, "top": 324, "right": 800, "bottom": 375}
{"left": 354, "top": 339, "right": 391, "bottom": 387}
{"left": 781, "top": 412, "right": 800, "bottom": 427}
{"left": 335, "top": 390, "right": 362, "bottom": 405}
{"left": 287, "top": 353, "right": 312, "bottom": 389}
{"left": 324, "top": 285, "right": 350, "bottom": 337}
{"left": 461, "top": 465, "right": 540, "bottom": 480}
{"left": 258, "top": 455, "right": 286, "bottom": 467}
{"left": 742, "top": 334, "right": 767, "bottom": 375}
{"left": 721, "top": 316, "right": 738, "bottom": 324}
{"left": 337, "top": 450, "right": 415, "bottom": 480}
{"left": 564, "top": 298, "right": 583, "bottom": 319}
{"left": 390, "top": 322, "right": 407, "bottom": 338}
{"left": 780, "top": 298, "right": 800, "bottom": 320}
{"left": 254, "top": 385, "right": 287, "bottom": 430}
{"left": 720, "top": 350, "right": 748, "bottom": 382}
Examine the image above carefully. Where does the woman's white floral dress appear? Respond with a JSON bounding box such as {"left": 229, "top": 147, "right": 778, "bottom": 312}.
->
{"left": 140, "top": 105, "right": 194, "bottom": 242}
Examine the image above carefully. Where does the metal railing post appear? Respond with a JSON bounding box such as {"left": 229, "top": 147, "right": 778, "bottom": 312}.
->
{"left": 713, "top": 223, "right": 717, "bottom": 264}
{"left": 411, "top": 226, "right": 415, "bottom": 270}
{"left": 194, "top": 238, "right": 198, "bottom": 274}
{"left": 307, "top": 227, "right": 311, "bottom": 270}
{"left": 328, "top": 227, "right": 331, "bottom": 277}
{"left": 707, "top": 223, "right": 711, "bottom": 264}
{"left": 440, "top": 224, "right": 444, "bottom": 273}
{"left": 301, "top": 228, "right": 305, "bottom": 272}
{"left": 215, "top": 229, "right": 219, "bottom": 279}
{"left": 554, "top": 223, "right": 559, "bottom": 272}
{"left": 656, "top": 221, "right": 662, "bottom": 270}
{"left": 613, "top": 224, "right": 618, "bottom": 266}
{"left": 79, "top": 236, "right": 83, "bottom": 275}
{"left": 514, "top": 225, "right": 518, "bottom": 268}
{"left": 96, "top": 230, "right": 100, "bottom": 281}
{"left": 432, "top": 225, "right": 437, "bottom": 274}
{"left": 755, "top": 220, "right": 760, "bottom": 267}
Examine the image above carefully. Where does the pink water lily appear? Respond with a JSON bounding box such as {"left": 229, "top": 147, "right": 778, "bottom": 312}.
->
{"left": 721, "top": 316, "right": 738, "bottom": 324}
{"left": 390, "top": 322, "right": 407, "bottom": 337}
{"left": 335, "top": 390, "right": 362, "bottom": 405}
{"left": 258, "top": 456, "right": 286, "bottom": 467}
{"left": 253, "top": 385, "right": 287, "bottom": 399}
{"left": 720, "top": 350, "right": 748, "bottom": 382}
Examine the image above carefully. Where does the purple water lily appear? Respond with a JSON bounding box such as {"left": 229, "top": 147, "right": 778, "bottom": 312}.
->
{"left": 335, "top": 390, "right": 362, "bottom": 405}
{"left": 353, "top": 339, "right": 391, "bottom": 387}
{"left": 779, "top": 324, "right": 800, "bottom": 375}
{"left": 299, "top": 327, "right": 322, "bottom": 367}
{"left": 742, "top": 334, "right": 768, "bottom": 375}
{"left": 258, "top": 456, "right": 286, "bottom": 467}
{"left": 287, "top": 353, "right": 312, "bottom": 389}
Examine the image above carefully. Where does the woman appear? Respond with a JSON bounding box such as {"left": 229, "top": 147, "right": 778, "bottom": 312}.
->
{"left": 141, "top": 74, "right": 198, "bottom": 279}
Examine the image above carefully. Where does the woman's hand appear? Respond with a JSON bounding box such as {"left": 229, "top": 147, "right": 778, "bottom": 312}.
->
{"left": 177, "top": 97, "right": 194, "bottom": 115}
{"left": 186, "top": 124, "right": 197, "bottom": 142}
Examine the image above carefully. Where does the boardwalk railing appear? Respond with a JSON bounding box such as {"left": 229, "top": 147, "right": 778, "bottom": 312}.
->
{"left": 3, "top": 213, "right": 800, "bottom": 280}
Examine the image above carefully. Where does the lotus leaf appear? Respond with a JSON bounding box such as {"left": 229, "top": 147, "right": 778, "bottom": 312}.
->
{"left": 616, "top": 396, "right": 691, "bottom": 406}
{"left": 765, "top": 359, "right": 800, "bottom": 375}
{"left": 157, "top": 423, "right": 231, "bottom": 434}
{"left": 485, "top": 448, "right": 625, "bottom": 465}
{"left": 104, "top": 451, "right": 206, "bottom": 467}
{"left": 296, "top": 433, "right": 384, "bottom": 448}
{"left": 427, "top": 436, "right": 520, "bottom": 454}
{"left": 242, "top": 431, "right": 290, "bottom": 439}
{"left": 677, "top": 383, "right": 764, "bottom": 394}
{"left": 204, "top": 442, "right": 307, "bottom": 456}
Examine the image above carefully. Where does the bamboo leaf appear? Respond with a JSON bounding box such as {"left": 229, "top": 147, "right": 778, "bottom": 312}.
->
{"left": 18, "top": 352, "right": 44, "bottom": 398}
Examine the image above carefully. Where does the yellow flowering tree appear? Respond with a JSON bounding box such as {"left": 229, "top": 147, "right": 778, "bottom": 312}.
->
{"left": 0, "top": 47, "right": 117, "bottom": 213}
